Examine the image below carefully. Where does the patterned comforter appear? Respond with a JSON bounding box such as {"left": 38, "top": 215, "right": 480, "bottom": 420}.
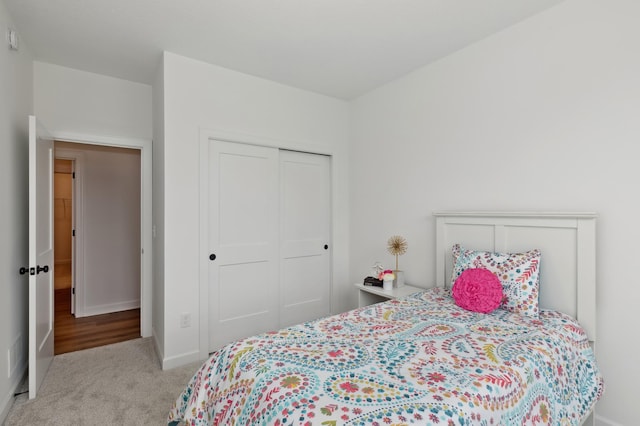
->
{"left": 168, "top": 288, "right": 604, "bottom": 425}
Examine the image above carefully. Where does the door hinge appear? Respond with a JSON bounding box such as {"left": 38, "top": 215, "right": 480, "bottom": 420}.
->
{"left": 72, "top": 229, "right": 75, "bottom": 237}
{"left": 72, "top": 172, "right": 75, "bottom": 179}
{"left": 72, "top": 288, "right": 75, "bottom": 295}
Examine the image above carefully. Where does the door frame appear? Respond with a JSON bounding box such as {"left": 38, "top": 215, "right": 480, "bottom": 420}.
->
{"left": 51, "top": 132, "right": 152, "bottom": 337}
{"left": 198, "top": 128, "right": 334, "bottom": 360}
{"left": 53, "top": 152, "right": 84, "bottom": 315}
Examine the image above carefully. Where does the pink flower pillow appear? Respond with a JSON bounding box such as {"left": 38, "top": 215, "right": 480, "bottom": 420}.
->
{"left": 451, "top": 244, "right": 541, "bottom": 317}
{"left": 452, "top": 268, "right": 503, "bottom": 314}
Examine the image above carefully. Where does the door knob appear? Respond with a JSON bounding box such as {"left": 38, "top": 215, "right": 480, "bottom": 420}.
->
{"left": 324, "top": 244, "right": 329, "bottom": 250}
{"left": 209, "top": 254, "right": 216, "bottom": 261}
{"left": 36, "top": 265, "right": 49, "bottom": 274}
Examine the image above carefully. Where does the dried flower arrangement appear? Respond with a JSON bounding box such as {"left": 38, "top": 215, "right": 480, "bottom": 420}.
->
{"left": 387, "top": 235, "right": 408, "bottom": 271}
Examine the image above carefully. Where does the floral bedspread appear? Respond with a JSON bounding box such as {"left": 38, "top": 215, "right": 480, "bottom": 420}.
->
{"left": 168, "top": 288, "right": 603, "bottom": 425}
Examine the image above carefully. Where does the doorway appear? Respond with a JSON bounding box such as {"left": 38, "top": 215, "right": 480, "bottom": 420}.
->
{"left": 53, "top": 142, "right": 142, "bottom": 354}
{"left": 53, "top": 159, "right": 73, "bottom": 307}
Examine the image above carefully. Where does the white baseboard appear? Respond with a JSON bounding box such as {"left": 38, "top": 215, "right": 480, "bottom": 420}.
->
{"left": 162, "top": 349, "right": 203, "bottom": 370}
{"left": 151, "top": 327, "right": 203, "bottom": 371}
{"left": 595, "top": 414, "right": 624, "bottom": 426}
{"left": 0, "top": 368, "right": 27, "bottom": 425}
{"left": 76, "top": 299, "right": 140, "bottom": 317}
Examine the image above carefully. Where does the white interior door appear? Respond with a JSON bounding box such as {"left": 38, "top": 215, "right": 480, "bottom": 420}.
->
{"left": 279, "top": 151, "right": 331, "bottom": 327}
{"left": 208, "top": 141, "right": 279, "bottom": 351}
{"left": 28, "top": 116, "right": 55, "bottom": 399}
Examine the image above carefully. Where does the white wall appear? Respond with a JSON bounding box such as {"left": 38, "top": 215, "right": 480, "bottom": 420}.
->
{"left": 0, "top": 4, "right": 32, "bottom": 422}
{"left": 350, "top": 1, "right": 639, "bottom": 424}
{"left": 152, "top": 59, "right": 165, "bottom": 359}
{"left": 159, "top": 52, "right": 350, "bottom": 367}
{"left": 56, "top": 142, "right": 141, "bottom": 316}
{"left": 34, "top": 62, "right": 152, "bottom": 140}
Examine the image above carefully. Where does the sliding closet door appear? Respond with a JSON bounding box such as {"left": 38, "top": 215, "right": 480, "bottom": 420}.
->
{"left": 280, "top": 150, "right": 331, "bottom": 327}
{"left": 208, "top": 141, "right": 279, "bottom": 351}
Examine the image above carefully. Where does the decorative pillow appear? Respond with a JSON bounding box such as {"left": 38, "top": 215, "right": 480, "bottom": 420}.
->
{"left": 451, "top": 244, "right": 541, "bottom": 317}
{"left": 452, "top": 268, "right": 503, "bottom": 313}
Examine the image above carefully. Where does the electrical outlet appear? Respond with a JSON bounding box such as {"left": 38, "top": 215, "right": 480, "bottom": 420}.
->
{"left": 180, "top": 313, "right": 191, "bottom": 328}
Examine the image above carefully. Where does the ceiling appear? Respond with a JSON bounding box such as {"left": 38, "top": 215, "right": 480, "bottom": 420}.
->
{"left": 4, "top": 0, "right": 564, "bottom": 99}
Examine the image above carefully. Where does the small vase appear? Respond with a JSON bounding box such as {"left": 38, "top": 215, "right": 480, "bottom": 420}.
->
{"left": 383, "top": 279, "right": 393, "bottom": 291}
{"left": 393, "top": 270, "right": 405, "bottom": 288}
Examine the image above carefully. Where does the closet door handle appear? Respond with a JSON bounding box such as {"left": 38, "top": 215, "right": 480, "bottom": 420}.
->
{"left": 209, "top": 253, "right": 216, "bottom": 261}
{"left": 324, "top": 244, "right": 329, "bottom": 250}
{"left": 36, "top": 265, "right": 49, "bottom": 274}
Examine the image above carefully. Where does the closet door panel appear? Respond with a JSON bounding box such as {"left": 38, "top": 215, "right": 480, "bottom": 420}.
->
{"left": 280, "top": 151, "right": 331, "bottom": 327}
{"left": 208, "top": 141, "right": 279, "bottom": 351}
{"left": 281, "top": 256, "right": 327, "bottom": 313}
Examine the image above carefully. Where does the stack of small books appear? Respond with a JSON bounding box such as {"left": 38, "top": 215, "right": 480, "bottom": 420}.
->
{"left": 363, "top": 276, "right": 383, "bottom": 287}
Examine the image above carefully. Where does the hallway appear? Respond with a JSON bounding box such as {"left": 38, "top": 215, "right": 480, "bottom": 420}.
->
{"left": 54, "top": 263, "right": 140, "bottom": 355}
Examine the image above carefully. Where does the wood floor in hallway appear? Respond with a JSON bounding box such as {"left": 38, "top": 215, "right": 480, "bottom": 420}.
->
{"left": 55, "top": 287, "right": 141, "bottom": 355}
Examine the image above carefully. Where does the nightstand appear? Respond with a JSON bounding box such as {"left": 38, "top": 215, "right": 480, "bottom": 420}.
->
{"left": 354, "top": 282, "right": 423, "bottom": 307}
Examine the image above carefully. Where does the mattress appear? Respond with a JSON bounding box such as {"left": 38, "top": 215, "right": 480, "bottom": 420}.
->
{"left": 168, "top": 287, "right": 604, "bottom": 425}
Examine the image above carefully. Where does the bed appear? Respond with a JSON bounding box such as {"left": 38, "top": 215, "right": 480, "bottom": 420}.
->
{"left": 169, "top": 212, "right": 604, "bottom": 425}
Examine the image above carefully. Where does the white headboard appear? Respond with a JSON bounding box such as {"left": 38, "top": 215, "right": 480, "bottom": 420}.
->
{"left": 434, "top": 211, "right": 597, "bottom": 342}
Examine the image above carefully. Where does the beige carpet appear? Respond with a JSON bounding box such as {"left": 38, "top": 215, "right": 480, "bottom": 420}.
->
{"left": 4, "top": 338, "right": 201, "bottom": 425}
